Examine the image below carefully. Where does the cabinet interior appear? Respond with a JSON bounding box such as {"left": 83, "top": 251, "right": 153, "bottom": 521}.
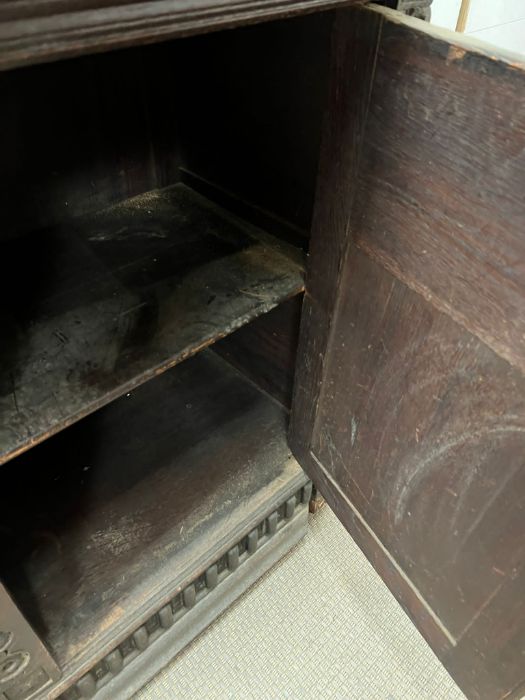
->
{"left": 0, "top": 10, "right": 334, "bottom": 698}
{"left": 0, "top": 350, "right": 309, "bottom": 688}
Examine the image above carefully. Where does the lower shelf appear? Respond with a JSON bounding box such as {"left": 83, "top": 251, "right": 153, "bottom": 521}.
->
{"left": 0, "top": 350, "right": 309, "bottom": 700}
{"left": 70, "top": 488, "right": 308, "bottom": 700}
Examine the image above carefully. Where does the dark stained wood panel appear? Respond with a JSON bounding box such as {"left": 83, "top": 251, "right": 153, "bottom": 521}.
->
{"left": 311, "top": 248, "right": 525, "bottom": 684}
{"left": 0, "top": 15, "right": 330, "bottom": 244}
{"left": 291, "top": 6, "right": 525, "bottom": 700}
{"left": 291, "top": 4, "right": 384, "bottom": 450}
{"left": 213, "top": 295, "right": 303, "bottom": 408}
{"left": 0, "top": 183, "right": 304, "bottom": 466}
{"left": 0, "top": 350, "right": 307, "bottom": 696}
{"left": 351, "top": 10, "right": 525, "bottom": 374}
{"left": 177, "top": 10, "right": 334, "bottom": 234}
{"left": 0, "top": 0, "right": 364, "bottom": 72}
{"left": 0, "top": 45, "right": 184, "bottom": 241}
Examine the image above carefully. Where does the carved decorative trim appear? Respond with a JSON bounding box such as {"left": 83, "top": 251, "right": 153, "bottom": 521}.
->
{"left": 0, "top": 583, "right": 60, "bottom": 700}
{"left": 0, "top": 0, "right": 365, "bottom": 72}
{"left": 0, "top": 635, "right": 31, "bottom": 683}
{"left": 61, "top": 481, "right": 312, "bottom": 700}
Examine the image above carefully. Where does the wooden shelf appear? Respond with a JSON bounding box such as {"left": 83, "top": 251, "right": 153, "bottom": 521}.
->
{"left": 0, "top": 183, "right": 304, "bottom": 466}
{"left": 0, "top": 350, "right": 308, "bottom": 697}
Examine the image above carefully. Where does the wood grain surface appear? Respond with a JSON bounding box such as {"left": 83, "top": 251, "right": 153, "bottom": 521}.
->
{"left": 291, "top": 6, "right": 525, "bottom": 699}
{"left": 0, "top": 183, "right": 303, "bottom": 466}
{"left": 0, "top": 0, "right": 365, "bottom": 72}
{"left": 213, "top": 295, "right": 303, "bottom": 408}
{"left": 352, "top": 13, "right": 525, "bottom": 375}
{"left": 0, "top": 350, "right": 306, "bottom": 696}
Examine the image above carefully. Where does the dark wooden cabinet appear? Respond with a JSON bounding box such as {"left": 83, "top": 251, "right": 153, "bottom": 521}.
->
{"left": 291, "top": 7, "right": 525, "bottom": 700}
{"left": 1, "top": 3, "right": 524, "bottom": 700}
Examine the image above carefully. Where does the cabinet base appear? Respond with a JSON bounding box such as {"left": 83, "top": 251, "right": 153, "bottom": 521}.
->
{"left": 62, "top": 483, "right": 310, "bottom": 700}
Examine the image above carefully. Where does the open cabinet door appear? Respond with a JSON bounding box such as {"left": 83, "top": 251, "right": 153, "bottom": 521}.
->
{"left": 290, "top": 6, "right": 525, "bottom": 700}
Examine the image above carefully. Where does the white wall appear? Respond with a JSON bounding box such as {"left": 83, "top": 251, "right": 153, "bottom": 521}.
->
{"left": 431, "top": 0, "right": 525, "bottom": 54}
{"left": 431, "top": 0, "right": 462, "bottom": 30}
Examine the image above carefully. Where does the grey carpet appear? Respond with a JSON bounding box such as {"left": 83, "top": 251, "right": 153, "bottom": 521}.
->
{"left": 135, "top": 506, "right": 466, "bottom": 700}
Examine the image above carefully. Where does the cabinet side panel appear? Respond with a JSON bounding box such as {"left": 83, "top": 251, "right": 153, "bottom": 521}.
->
{"left": 212, "top": 296, "right": 303, "bottom": 409}
{"left": 290, "top": 6, "right": 384, "bottom": 449}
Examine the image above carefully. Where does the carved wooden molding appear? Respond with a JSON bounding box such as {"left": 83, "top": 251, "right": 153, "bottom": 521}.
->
{"left": 0, "top": 584, "right": 60, "bottom": 700}
{"left": 0, "top": 0, "right": 365, "bottom": 71}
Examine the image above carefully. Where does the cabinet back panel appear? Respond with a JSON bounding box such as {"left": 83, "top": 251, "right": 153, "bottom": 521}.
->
{"left": 0, "top": 44, "right": 185, "bottom": 241}
{"left": 177, "top": 12, "right": 334, "bottom": 234}
{"left": 1, "top": 13, "right": 333, "bottom": 243}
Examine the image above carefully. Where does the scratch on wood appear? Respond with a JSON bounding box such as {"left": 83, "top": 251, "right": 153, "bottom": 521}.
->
{"left": 11, "top": 374, "right": 20, "bottom": 416}
{"left": 453, "top": 455, "right": 523, "bottom": 557}
{"left": 53, "top": 329, "right": 69, "bottom": 345}
{"left": 351, "top": 416, "right": 358, "bottom": 447}
{"left": 457, "top": 581, "right": 505, "bottom": 642}
{"left": 393, "top": 424, "right": 525, "bottom": 526}
{"left": 119, "top": 301, "right": 148, "bottom": 318}
{"left": 310, "top": 451, "right": 457, "bottom": 647}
